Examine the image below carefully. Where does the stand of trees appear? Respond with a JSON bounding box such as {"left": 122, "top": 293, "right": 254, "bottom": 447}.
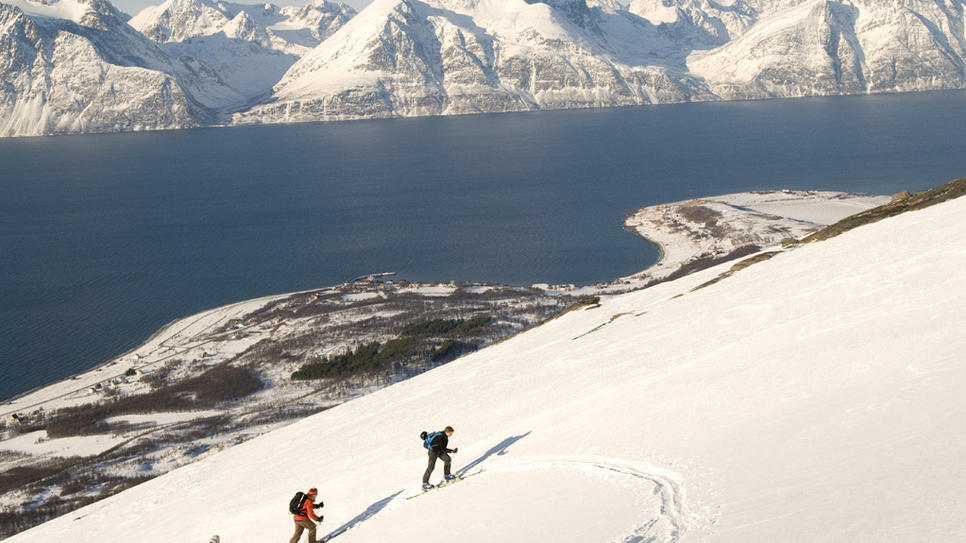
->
{"left": 45, "top": 366, "right": 263, "bottom": 438}
{"left": 292, "top": 315, "right": 492, "bottom": 381}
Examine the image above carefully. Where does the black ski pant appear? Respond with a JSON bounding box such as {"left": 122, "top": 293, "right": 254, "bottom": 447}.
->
{"left": 423, "top": 450, "right": 452, "bottom": 484}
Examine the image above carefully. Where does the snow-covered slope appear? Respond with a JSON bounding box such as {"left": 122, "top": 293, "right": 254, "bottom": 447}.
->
{"left": 233, "top": 0, "right": 713, "bottom": 124}
{"left": 11, "top": 193, "right": 966, "bottom": 541}
{"left": 686, "top": 0, "right": 966, "bottom": 98}
{"left": 130, "top": 0, "right": 354, "bottom": 48}
{"left": 4, "top": 0, "right": 966, "bottom": 136}
{"left": 128, "top": 0, "right": 356, "bottom": 104}
{"left": 629, "top": 0, "right": 759, "bottom": 44}
{"left": 0, "top": 0, "right": 221, "bottom": 136}
{"left": 236, "top": 0, "right": 966, "bottom": 125}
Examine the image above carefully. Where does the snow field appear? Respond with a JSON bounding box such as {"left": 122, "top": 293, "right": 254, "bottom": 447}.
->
{"left": 0, "top": 431, "right": 123, "bottom": 458}
{"left": 13, "top": 194, "right": 966, "bottom": 542}
{"left": 351, "top": 456, "right": 685, "bottom": 543}
{"left": 4, "top": 0, "right": 90, "bottom": 23}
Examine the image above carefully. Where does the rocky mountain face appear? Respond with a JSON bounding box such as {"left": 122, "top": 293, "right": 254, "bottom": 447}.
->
{"left": 129, "top": 0, "right": 355, "bottom": 52}
{"left": 1, "top": 0, "right": 965, "bottom": 136}
{"left": 0, "top": 0, "right": 222, "bottom": 137}
{"left": 128, "top": 0, "right": 356, "bottom": 107}
{"left": 233, "top": 0, "right": 715, "bottom": 124}
{"left": 681, "top": 0, "right": 966, "bottom": 99}
{"left": 236, "top": 0, "right": 966, "bottom": 126}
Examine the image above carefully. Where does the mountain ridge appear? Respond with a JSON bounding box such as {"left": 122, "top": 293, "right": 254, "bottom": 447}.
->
{"left": 1, "top": 0, "right": 965, "bottom": 136}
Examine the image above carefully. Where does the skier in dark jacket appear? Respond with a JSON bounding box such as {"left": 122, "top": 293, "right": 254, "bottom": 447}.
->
{"left": 422, "top": 426, "right": 458, "bottom": 489}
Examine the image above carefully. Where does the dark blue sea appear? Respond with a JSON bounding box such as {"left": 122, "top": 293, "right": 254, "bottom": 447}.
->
{"left": 2, "top": 91, "right": 965, "bottom": 401}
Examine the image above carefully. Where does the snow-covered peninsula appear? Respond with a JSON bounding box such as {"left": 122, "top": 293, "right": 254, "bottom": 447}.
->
{"left": 620, "top": 190, "right": 891, "bottom": 288}
{"left": 5, "top": 179, "right": 966, "bottom": 542}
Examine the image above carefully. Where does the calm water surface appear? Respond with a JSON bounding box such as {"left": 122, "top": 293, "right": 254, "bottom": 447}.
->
{"left": 2, "top": 92, "right": 965, "bottom": 401}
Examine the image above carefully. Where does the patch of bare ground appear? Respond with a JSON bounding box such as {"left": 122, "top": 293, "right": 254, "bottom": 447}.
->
{"left": 802, "top": 177, "right": 966, "bottom": 243}
{"left": 686, "top": 177, "right": 966, "bottom": 295}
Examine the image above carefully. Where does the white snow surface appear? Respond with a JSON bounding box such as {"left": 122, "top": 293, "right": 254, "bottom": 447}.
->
{"left": 0, "top": 430, "right": 123, "bottom": 457}
{"left": 620, "top": 190, "right": 890, "bottom": 288}
{"left": 105, "top": 410, "right": 223, "bottom": 426}
{"left": 10, "top": 194, "right": 966, "bottom": 541}
{"left": 4, "top": 0, "right": 966, "bottom": 135}
{"left": 3, "top": 0, "right": 89, "bottom": 22}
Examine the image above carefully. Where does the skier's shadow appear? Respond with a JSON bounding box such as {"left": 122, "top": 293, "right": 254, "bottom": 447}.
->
{"left": 323, "top": 433, "right": 530, "bottom": 540}
{"left": 457, "top": 431, "right": 531, "bottom": 476}
{"left": 323, "top": 490, "right": 402, "bottom": 542}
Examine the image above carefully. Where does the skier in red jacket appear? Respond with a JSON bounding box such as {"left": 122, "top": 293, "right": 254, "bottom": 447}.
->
{"left": 290, "top": 487, "right": 323, "bottom": 543}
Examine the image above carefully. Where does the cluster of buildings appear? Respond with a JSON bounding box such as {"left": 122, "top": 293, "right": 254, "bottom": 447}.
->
{"left": 337, "top": 274, "right": 490, "bottom": 295}
{"left": 88, "top": 372, "right": 140, "bottom": 395}
{"left": 530, "top": 283, "right": 577, "bottom": 292}
{"left": 6, "top": 409, "right": 46, "bottom": 432}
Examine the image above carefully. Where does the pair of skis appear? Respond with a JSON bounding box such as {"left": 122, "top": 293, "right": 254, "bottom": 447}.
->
{"left": 323, "top": 469, "right": 486, "bottom": 540}
{"left": 405, "top": 469, "right": 484, "bottom": 500}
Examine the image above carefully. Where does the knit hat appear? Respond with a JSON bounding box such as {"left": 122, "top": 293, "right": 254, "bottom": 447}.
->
{"left": 307, "top": 488, "right": 318, "bottom": 496}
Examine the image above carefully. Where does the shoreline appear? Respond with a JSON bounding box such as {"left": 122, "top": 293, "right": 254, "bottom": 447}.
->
{"left": 0, "top": 289, "right": 310, "bottom": 416}
{"left": 616, "top": 190, "right": 890, "bottom": 289}
{"left": 0, "top": 188, "right": 895, "bottom": 533}
{"left": 1, "top": 190, "right": 889, "bottom": 413}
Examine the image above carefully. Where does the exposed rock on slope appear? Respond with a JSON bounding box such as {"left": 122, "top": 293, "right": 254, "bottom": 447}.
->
{"left": 3, "top": 0, "right": 966, "bottom": 136}
{"left": 238, "top": 0, "right": 966, "bottom": 126}
{"left": 685, "top": 0, "right": 966, "bottom": 99}
{"left": 129, "top": 0, "right": 356, "bottom": 106}
{"left": 233, "top": 0, "right": 714, "bottom": 124}
{"left": 0, "top": 0, "right": 216, "bottom": 136}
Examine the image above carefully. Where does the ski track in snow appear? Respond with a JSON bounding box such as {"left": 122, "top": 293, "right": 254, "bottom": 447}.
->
{"left": 497, "top": 456, "right": 691, "bottom": 543}
{"left": 8, "top": 186, "right": 966, "bottom": 543}
{"left": 358, "top": 455, "right": 692, "bottom": 543}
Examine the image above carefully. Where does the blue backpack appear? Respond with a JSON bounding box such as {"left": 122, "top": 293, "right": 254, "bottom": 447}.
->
{"left": 420, "top": 430, "right": 442, "bottom": 450}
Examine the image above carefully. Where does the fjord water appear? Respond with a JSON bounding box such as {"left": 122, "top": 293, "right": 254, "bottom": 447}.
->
{"left": 2, "top": 92, "right": 966, "bottom": 402}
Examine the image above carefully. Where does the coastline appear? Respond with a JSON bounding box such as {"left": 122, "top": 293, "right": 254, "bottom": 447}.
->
{"left": 2, "top": 190, "right": 888, "bottom": 414}
{"left": 616, "top": 190, "right": 891, "bottom": 290}
{"left": 0, "top": 188, "right": 894, "bottom": 534}
{"left": 0, "top": 290, "right": 308, "bottom": 416}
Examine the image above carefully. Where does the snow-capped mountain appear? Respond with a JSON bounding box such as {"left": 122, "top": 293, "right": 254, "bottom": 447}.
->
{"left": 0, "top": 0, "right": 221, "bottom": 136}
{"left": 129, "top": 0, "right": 355, "bottom": 52}
{"left": 637, "top": 0, "right": 966, "bottom": 99}
{"left": 233, "top": 0, "right": 714, "bottom": 124}
{"left": 128, "top": 0, "right": 356, "bottom": 104}
{"left": 629, "top": 0, "right": 759, "bottom": 44}
{"left": 2, "top": 0, "right": 965, "bottom": 136}
{"left": 8, "top": 188, "right": 966, "bottom": 542}
{"left": 236, "top": 0, "right": 966, "bottom": 125}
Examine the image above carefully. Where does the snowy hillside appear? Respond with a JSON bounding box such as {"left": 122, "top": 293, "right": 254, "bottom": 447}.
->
{"left": 233, "top": 0, "right": 713, "bottom": 124}
{"left": 0, "top": 0, "right": 222, "bottom": 136}
{"left": 237, "top": 0, "right": 966, "bottom": 125}
{"left": 129, "top": 0, "right": 354, "bottom": 47}
{"left": 687, "top": 0, "right": 966, "bottom": 99}
{"left": 10, "top": 190, "right": 966, "bottom": 541}
{"left": 3, "top": 0, "right": 966, "bottom": 135}
{"left": 129, "top": 0, "right": 356, "bottom": 101}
